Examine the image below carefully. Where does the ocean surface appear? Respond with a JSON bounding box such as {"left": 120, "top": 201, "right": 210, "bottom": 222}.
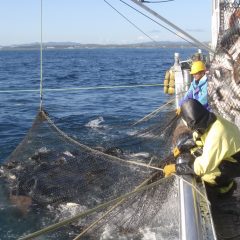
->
{"left": 0, "top": 48, "right": 197, "bottom": 239}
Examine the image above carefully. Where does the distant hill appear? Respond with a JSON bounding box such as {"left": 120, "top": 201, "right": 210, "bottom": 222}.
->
{"left": 0, "top": 41, "right": 210, "bottom": 50}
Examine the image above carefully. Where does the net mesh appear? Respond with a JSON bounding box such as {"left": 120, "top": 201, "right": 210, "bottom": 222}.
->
{"left": 208, "top": 3, "right": 240, "bottom": 129}
{"left": 1, "top": 2, "right": 240, "bottom": 240}
{"left": 0, "top": 107, "right": 180, "bottom": 239}
{"left": 207, "top": 3, "right": 240, "bottom": 239}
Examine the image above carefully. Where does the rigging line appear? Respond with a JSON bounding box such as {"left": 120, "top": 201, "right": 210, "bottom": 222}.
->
{"left": 132, "top": 97, "right": 175, "bottom": 126}
{"left": 73, "top": 166, "right": 162, "bottom": 240}
{"left": 42, "top": 110, "right": 164, "bottom": 172}
{"left": 39, "top": 0, "right": 43, "bottom": 111}
{"left": 19, "top": 177, "right": 166, "bottom": 240}
{"left": 173, "top": 174, "right": 211, "bottom": 206}
{"left": 131, "top": 88, "right": 188, "bottom": 126}
{"left": 104, "top": 0, "right": 157, "bottom": 43}
{"left": 20, "top": 177, "right": 210, "bottom": 239}
{"left": 120, "top": 0, "right": 199, "bottom": 48}
{"left": 0, "top": 83, "right": 163, "bottom": 94}
{"left": 129, "top": 0, "right": 214, "bottom": 53}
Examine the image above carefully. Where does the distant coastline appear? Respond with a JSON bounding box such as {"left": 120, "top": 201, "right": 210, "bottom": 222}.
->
{"left": 0, "top": 41, "right": 210, "bottom": 50}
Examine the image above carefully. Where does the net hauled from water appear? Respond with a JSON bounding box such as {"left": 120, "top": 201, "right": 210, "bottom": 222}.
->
{"left": 0, "top": 106, "right": 181, "bottom": 239}
{"left": 1, "top": 3, "right": 240, "bottom": 240}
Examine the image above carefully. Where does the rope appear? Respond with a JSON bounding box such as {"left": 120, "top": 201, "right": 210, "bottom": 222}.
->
{"left": 44, "top": 111, "right": 213, "bottom": 205}
{"left": 18, "top": 109, "right": 210, "bottom": 239}
{"left": 131, "top": 88, "right": 188, "bottom": 126}
{"left": 44, "top": 110, "right": 210, "bottom": 204}
{"left": 42, "top": 110, "right": 164, "bottom": 172}
{"left": 173, "top": 174, "right": 211, "bottom": 206}
{"left": 19, "top": 177, "right": 166, "bottom": 240}
{"left": 19, "top": 174, "right": 211, "bottom": 240}
{"left": 72, "top": 167, "right": 164, "bottom": 240}
{"left": 73, "top": 171, "right": 210, "bottom": 239}
{"left": 132, "top": 97, "right": 175, "bottom": 125}
{"left": 39, "top": 0, "right": 43, "bottom": 111}
{"left": 17, "top": 110, "right": 211, "bottom": 239}
{"left": 0, "top": 83, "right": 163, "bottom": 94}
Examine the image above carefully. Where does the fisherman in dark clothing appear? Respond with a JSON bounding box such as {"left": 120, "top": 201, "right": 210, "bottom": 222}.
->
{"left": 164, "top": 99, "right": 240, "bottom": 197}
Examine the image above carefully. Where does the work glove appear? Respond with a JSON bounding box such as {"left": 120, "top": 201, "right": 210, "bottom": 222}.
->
{"left": 173, "top": 146, "right": 181, "bottom": 157}
{"left": 163, "top": 164, "right": 176, "bottom": 177}
{"left": 175, "top": 162, "right": 194, "bottom": 175}
{"left": 173, "top": 134, "right": 196, "bottom": 157}
{"left": 176, "top": 108, "right": 181, "bottom": 115}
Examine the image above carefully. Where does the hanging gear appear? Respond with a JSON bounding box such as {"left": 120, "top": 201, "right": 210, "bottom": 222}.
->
{"left": 168, "top": 69, "right": 175, "bottom": 95}
{"left": 163, "top": 69, "right": 175, "bottom": 95}
{"left": 163, "top": 70, "right": 170, "bottom": 94}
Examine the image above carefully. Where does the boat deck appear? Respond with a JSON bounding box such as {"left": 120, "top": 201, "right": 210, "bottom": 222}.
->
{"left": 210, "top": 177, "right": 240, "bottom": 240}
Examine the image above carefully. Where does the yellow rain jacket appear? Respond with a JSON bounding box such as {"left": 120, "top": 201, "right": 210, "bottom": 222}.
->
{"left": 193, "top": 116, "right": 240, "bottom": 184}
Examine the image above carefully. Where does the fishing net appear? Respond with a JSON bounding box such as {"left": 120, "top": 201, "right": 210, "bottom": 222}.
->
{"left": 208, "top": 4, "right": 240, "bottom": 129}
{"left": 3, "top": 2, "right": 240, "bottom": 240}
{"left": 2, "top": 109, "right": 174, "bottom": 204}
{"left": 0, "top": 105, "right": 182, "bottom": 239}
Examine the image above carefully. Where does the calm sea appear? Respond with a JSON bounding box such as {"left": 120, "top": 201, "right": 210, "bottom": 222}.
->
{"left": 0, "top": 47, "right": 196, "bottom": 239}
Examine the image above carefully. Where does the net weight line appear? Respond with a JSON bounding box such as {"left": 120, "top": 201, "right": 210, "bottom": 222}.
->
{"left": 19, "top": 175, "right": 167, "bottom": 240}
{"left": 72, "top": 168, "right": 165, "bottom": 240}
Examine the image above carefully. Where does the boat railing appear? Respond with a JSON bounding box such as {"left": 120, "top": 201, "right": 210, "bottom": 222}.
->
{"left": 173, "top": 53, "right": 217, "bottom": 240}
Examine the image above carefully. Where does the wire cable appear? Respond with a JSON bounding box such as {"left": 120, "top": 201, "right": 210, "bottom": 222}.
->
{"left": 104, "top": 0, "right": 158, "bottom": 43}
{"left": 120, "top": 0, "right": 198, "bottom": 47}
{"left": 39, "top": 0, "right": 43, "bottom": 111}
{"left": 129, "top": 0, "right": 214, "bottom": 53}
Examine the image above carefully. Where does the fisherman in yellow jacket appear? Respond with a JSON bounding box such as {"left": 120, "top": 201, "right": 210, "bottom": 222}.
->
{"left": 164, "top": 99, "right": 240, "bottom": 196}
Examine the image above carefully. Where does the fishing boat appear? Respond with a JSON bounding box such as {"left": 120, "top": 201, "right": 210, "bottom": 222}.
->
{"left": 0, "top": 1, "right": 240, "bottom": 240}
{"left": 162, "top": 0, "right": 240, "bottom": 239}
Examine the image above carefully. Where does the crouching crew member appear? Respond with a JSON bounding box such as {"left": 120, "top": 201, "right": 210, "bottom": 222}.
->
{"left": 164, "top": 99, "right": 240, "bottom": 197}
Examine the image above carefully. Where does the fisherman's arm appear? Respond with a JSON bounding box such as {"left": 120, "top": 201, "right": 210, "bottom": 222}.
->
{"left": 164, "top": 136, "right": 197, "bottom": 177}
{"left": 193, "top": 125, "right": 227, "bottom": 176}
{"left": 178, "top": 84, "right": 194, "bottom": 108}
{"left": 197, "top": 81, "right": 208, "bottom": 107}
{"left": 163, "top": 160, "right": 195, "bottom": 177}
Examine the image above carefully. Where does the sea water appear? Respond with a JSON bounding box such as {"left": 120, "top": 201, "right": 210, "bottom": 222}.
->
{"left": 0, "top": 48, "right": 196, "bottom": 239}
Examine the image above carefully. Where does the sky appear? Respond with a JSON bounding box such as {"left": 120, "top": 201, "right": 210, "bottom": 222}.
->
{"left": 0, "top": 0, "right": 212, "bottom": 46}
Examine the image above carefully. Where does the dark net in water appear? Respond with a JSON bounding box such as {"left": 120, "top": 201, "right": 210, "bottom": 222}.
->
{"left": 0, "top": 108, "right": 180, "bottom": 239}
{"left": 3, "top": 3, "right": 240, "bottom": 240}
